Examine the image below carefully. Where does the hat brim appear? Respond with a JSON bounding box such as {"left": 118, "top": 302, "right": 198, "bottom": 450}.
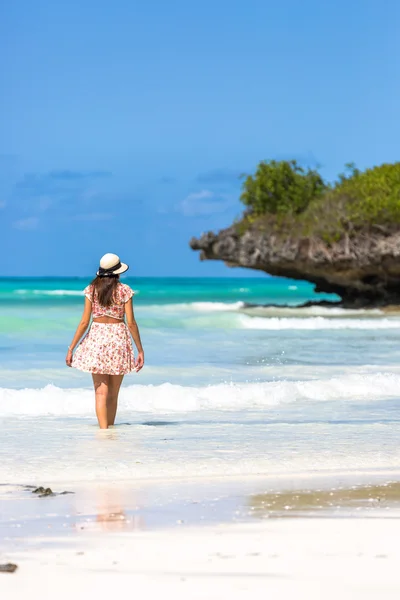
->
{"left": 113, "top": 262, "right": 129, "bottom": 275}
{"left": 97, "top": 262, "right": 129, "bottom": 276}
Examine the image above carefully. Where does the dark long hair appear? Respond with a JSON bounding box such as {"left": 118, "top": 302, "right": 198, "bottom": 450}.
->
{"left": 90, "top": 275, "right": 120, "bottom": 307}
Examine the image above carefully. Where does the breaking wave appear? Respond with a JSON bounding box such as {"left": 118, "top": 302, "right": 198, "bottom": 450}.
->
{"left": 238, "top": 315, "right": 400, "bottom": 330}
{"left": 1, "top": 372, "right": 400, "bottom": 416}
{"left": 14, "top": 289, "right": 84, "bottom": 296}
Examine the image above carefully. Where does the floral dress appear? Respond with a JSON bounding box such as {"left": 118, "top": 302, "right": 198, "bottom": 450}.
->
{"left": 72, "top": 283, "right": 136, "bottom": 375}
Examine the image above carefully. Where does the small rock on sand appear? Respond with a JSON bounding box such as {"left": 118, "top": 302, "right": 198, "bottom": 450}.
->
{"left": 0, "top": 563, "right": 18, "bottom": 573}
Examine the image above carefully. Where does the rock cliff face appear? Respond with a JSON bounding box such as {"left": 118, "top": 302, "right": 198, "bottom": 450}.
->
{"left": 190, "top": 226, "right": 400, "bottom": 307}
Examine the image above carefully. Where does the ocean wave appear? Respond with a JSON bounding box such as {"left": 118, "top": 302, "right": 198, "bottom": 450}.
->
{"left": 143, "top": 301, "right": 383, "bottom": 318}
{"left": 242, "top": 305, "right": 383, "bottom": 317}
{"left": 14, "top": 289, "right": 140, "bottom": 297}
{"left": 14, "top": 289, "right": 84, "bottom": 296}
{"left": 1, "top": 373, "right": 399, "bottom": 416}
{"left": 239, "top": 315, "right": 400, "bottom": 330}
{"left": 148, "top": 301, "right": 245, "bottom": 312}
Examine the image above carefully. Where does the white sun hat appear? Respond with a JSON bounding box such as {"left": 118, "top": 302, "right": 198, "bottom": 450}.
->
{"left": 97, "top": 253, "right": 129, "bottom": 277}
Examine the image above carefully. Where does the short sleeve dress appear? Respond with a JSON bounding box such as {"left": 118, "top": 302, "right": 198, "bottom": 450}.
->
{"left": 71, "top": 282, "right": 136, "bottom": 375}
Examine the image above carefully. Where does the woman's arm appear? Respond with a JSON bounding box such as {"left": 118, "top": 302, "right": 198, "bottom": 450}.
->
{"left": 65, "top": 298, "right": 92, "bottom": 367}
{"left": 125, "top": 298, "right": 144, "bottom": 371}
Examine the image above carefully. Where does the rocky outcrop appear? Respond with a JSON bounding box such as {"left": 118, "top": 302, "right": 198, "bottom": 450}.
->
{"left": 190, "top": 226, "right": 400, "bottom": 307}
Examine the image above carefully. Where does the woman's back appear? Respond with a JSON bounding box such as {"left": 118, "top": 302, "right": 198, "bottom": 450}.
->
{"left": 84, "top": 282, "right": 134, "bottom": 319}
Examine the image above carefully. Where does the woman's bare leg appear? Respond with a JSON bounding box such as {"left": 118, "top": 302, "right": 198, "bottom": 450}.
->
{"left": 107, "top": 375, "right": 124, "bottom": 426}
{"left": 92, "top": 374, "right": 110, "bottom": 429}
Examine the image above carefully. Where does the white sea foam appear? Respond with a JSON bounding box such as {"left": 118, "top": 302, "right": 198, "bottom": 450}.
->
{"left": 242, "top": 305, "right": 383, "bottom": 317}
{"left": 1, "top": 373, "right": 399, "bottom": 416}
{"left": 40, "top": 290, "right": 84, "bottom": 296}
{"left": 189, "top": 301, "right": 245, "bottom": 311}
{"left": 143, "top": 302, "right": 386, "bottom": 322}
{"left": 152, "top": 301, "right": 245, "bottom": 312}
{"left": 14, "top": 289, "right": 84, "bottom": 296}
{"left": 143, "top": 303, "right": 388, "bottom": 327}
{"left": 239, "top": 315, "right": 400, "bottom": 330}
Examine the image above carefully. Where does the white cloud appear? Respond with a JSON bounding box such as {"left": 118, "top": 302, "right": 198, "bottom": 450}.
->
{"left": 0, "top": 200, "right": 6, "bottom": 209}
{"left": 13, "top": 217, "right": 39, "bottom": 230}
{"left": 186, "top": 190, "right": 215, "bottom": 202}
{"left": 180, "top": 189, "right": 233, "bottom": 217}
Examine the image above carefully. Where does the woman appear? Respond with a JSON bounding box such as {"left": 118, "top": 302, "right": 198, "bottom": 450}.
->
{"left": 66, "top": 253, "right": 144, "bottom": 429}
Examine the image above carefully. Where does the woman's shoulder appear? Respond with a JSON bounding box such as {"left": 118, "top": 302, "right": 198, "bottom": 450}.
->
{"left": 83, "top": 283, "right": 94, "bottom": 298}
{"left": 118, "top": 282, "right": 133, "bottom": 292}
{"left": 118, "top": 282, "right": 134, "bottom": 301}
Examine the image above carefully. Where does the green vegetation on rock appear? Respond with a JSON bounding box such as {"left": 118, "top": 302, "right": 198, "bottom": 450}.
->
{"left": 238, "top": 160, "right": 400, "bottom": 241}
{"left": 240, "top": 160, "right": 325, "bottom": 216}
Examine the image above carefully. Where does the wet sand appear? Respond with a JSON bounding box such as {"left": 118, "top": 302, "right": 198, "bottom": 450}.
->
{"left": 2, "top": 475, "right": 400, "bottom": 599}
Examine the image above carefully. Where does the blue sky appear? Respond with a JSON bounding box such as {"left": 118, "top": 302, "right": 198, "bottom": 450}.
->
{"left": 1, "top": 0, "right": 399, "bottom": 277}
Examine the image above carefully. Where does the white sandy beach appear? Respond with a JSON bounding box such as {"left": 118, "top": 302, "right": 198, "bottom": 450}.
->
{"left": 2, "top": 515, "right": 400, "bottom": 599}
{"left": 2, "top": 476, "right": 400, "bottom": 599}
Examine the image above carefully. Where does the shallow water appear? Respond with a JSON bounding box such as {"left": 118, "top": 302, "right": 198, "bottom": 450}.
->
{"left": 1, "top": 276, "right": 400, "bottom": 485}
{"left": 3, "top": 477, "right": 400, "bottom": 546}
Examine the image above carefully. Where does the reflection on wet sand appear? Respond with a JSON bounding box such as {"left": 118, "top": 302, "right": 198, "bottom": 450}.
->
{"left": 95, "top": 510, "right": 144, "bottom": 532}
{"left": 249, "top": 482, "right": 400, "bottom": 518}
{"left": 75, "top": 485, "right": 145, "bottom": 532}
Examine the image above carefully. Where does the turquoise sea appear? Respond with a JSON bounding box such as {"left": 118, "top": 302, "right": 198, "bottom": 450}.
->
{"left": 1, "top": 276, "right": 400, "bottom": 485}
{"left": 0, "top": 275, "right": 340, "bottom": 388}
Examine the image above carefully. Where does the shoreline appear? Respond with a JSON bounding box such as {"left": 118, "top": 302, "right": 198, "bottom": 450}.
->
{"left": 2, "top": 475, "right": 400, "bottom": 599}
{"left": 2, "top": 469, "right": 400, "bottom": 542}
{"left": 2, "top": 425, "right": 400, "bottom": 600}
{"left": 4, "top": 464, "right": 400, "bottom": 490}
